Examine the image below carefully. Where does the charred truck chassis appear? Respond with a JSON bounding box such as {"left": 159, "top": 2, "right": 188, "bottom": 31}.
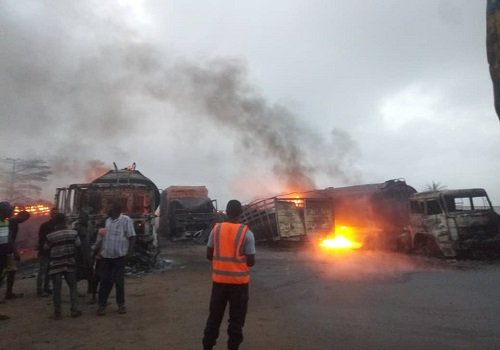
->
{"left": 408, "top": 189, "right": 500, "bottom": 258}
{"left": 157, "top": 186, "right": 219, "bottom": 241}
{"left": 55, "top": 169, "right": 161, "bottom": 267}
{"left": 241, "top": 180, "right": 500, "bottom": 257}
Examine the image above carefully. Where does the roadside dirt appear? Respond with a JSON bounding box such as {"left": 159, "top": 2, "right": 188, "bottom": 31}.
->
{"left": 1, "top": 243, "right": 500, "bottom": 350}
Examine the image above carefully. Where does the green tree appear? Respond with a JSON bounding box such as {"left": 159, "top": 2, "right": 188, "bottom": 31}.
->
{"left": 0, "top": 158, "right": 52, "bottom": 203}
{"left": 424, "top": 181, "right": 447, "bottom": 192}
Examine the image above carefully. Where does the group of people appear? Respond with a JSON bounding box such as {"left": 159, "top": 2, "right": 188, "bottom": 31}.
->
{"left": 0, "top": 201, "right": 136, "bottom": 320}
{"left": 1, "top": 198, "right": 256, "bottom": 350}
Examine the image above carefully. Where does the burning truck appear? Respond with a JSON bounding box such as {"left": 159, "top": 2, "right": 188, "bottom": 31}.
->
{"left": 240, "top": 191, "right": 334, "bottom": 243}
{"left": 321, "top": 179, "right": 418, "bottom": 252}
{"left": 242, "top": 179, "right": 500, "bottom": 258}
{"left": 54, "top": 167, "right": 161, "bottom": 266}
{"left": 240, "top": 179, "right": 417, "bottom": 252}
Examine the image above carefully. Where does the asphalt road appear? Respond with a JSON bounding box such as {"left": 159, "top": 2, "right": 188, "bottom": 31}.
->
{"left": 1, "top": 243, "right": 500, "bottom": 349}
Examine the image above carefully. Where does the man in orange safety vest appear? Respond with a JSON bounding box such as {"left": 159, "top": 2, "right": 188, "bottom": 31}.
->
{"left": 202, "top": 199, "right": 256, "bottom": 350}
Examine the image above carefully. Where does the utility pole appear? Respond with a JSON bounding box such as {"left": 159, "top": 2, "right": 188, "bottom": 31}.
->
{"left": 1, "top": 158, "right": 21, "bottom": 202}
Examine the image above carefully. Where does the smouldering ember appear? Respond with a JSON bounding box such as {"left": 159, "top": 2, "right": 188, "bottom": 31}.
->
{"left": 320, "top": 226, "right": 363, "bottom": 250}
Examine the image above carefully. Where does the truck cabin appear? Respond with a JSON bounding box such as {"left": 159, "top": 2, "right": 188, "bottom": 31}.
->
{"left": 410, "top": 189, "right": 494, "bottom": 215}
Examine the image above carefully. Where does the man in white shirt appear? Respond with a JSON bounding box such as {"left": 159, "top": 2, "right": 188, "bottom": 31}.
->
{"left": 96, "top": 202, "right": 135, "bottom": 316}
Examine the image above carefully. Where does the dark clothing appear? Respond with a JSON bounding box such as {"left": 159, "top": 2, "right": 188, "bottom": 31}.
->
{"left": 7, "top": 221, "right": 18, "bottom": 254}
{"left": 45, "top": 228, "right": 81, "bottom": 315}
{"left": 37, "top": 219, "right": 56, "bottom": 294}
{"left": 90, "top": 259, "right": 102, "bottom": 297}
{"left": 36, "top": 255, "right": 51, "bottom": 294}
{"left": 8, "top": 211, "right": 30, "bottom": 254}
{"left": 203, "top": 282, "right": 249, "bottom": 350}
{"left": 75, "top": 228, "right": 93, "bottom": 282}
{"left": 98, "top": 256, "right": 126, "bottom": 308}
{"left": 0, "top": 255, "right": 6, "bottom": 288}
{"left": 0, "top": 219, "right": 10, "bottom": 256}
{"left": 38, "top": 219, "right": 56, "bottom": 256}
{"left": 51, "top": 271, "right": 79, "bottom": 314}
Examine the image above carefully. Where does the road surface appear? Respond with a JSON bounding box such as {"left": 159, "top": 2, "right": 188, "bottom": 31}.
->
{"left": 1, "top": 243, "right": 499, "bottom": 349}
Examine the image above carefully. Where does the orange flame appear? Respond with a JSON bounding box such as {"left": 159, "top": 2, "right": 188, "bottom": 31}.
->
{"left": 14, "top": 204, "right": 51, "bottom": 216}
{"left": 319, "top": 225, "right": 362, "bottom": 250}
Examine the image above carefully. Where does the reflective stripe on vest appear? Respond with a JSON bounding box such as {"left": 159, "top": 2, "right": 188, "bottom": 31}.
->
{"left": 0, "top": 220, "right": 8, "bottom": 245}
{"left": 212, "top": 222, "right": 250, "bottom": 284}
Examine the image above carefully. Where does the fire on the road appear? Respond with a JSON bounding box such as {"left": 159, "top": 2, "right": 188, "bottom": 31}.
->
{"left": 319, "top": 225, "right": 362, "bottom": 250}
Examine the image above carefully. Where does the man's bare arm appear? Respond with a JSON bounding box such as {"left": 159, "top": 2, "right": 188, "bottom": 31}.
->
{"left": 206, "top": 247, "right": 214, "bottom": 261}
{"left": 246, "top": 254, "right": 255, "bottom": 267}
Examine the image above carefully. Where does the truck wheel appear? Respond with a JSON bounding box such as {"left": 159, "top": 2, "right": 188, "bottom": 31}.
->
{"left": 418, "top": 237, "right": 442, "bottom": 258}
{"left": 420, "top": 242, "right": 432, "bottom": 257}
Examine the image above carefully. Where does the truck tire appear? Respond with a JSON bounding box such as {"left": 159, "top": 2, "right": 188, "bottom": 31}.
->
{"left": 415, "top": 236, "right": 442, "bottom": 258}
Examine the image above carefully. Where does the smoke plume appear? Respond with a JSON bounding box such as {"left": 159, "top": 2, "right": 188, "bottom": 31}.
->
{"left": 0, "top": 1, "right": 360, "bottom": 199}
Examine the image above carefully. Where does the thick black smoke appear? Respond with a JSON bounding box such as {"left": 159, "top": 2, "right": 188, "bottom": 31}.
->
{"left": 0, "top": 1, "right": 359, "bottom": 197}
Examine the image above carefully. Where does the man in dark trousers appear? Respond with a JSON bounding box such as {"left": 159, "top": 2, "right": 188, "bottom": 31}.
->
{"left": 202, "top": 200, "right": 256, "bottom": 350}
{"left": 96, "top": 202, "right": 136, "bottom": 316}
{"left": 36, "top": 208, "right": 57, "bottom": 297}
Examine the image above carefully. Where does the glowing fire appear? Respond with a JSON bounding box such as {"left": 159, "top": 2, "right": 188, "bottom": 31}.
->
{"left": 292, "top": 195, "right": 302, "bottom": 207}
{"left": 14, "top": 204, "right": 51, "bottom": 216}
{"left": 319, "top": 225, "right": 362, "bottom": 250}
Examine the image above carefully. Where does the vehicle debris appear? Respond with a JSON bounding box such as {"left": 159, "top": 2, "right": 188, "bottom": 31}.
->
{"left": 54, "top": 166, "right": 161, "bottom": 267}
{"left": 240, "top": 191, "right": 333, "bottom": 243}
{"left": 407, "top": 188, "right": 500, "bottom": 258}
{"left": 157, "top": 186, "right": 220, "bottom": 241}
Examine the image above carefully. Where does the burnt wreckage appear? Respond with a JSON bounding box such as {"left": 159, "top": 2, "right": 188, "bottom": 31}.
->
{"left": 241, "top": 180, "right": 416, "bottom": 248}
{"left": 241, "top": 179, "right": 500, "bottom": 258}
{"left": 55, "top": 167, "right": 161, "bottom": 267}
{"left": 240, "top": 191, "right": 333, "bottom": 242}
{"left": 408, "top": 188, "right": 500, "bottom": 258}
{"left": 157, "top": 186, "right": 219, "bottom": 242}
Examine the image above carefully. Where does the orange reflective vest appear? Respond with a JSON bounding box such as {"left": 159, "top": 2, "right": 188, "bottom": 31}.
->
{"left": 212, "top": 222, "right": 250, "bottom": 284}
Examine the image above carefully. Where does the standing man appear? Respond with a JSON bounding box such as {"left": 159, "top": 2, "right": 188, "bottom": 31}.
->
{"left": 96, "top": 202, "right": 135, "bottom": 316}
{"left": 202, "top": 200, "right": 256, "bottom": 350}
{"left": 0, "top": 201, "right": 14, "bottom": 320}
{"left": 37, "top": 208, "right": 57, "bottom": 297}
{"left": 45, "top": 213, "right": 82, "bottom": 319}
{"left": 5, "top": 209, "right": 30, "bottom": 300}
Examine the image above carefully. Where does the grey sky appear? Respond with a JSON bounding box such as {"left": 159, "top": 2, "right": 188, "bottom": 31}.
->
{"left": 1, "top": 1, "right": 499, "bottom": 206}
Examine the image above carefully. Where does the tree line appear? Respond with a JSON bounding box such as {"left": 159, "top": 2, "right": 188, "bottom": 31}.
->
{"left": 0, "top": 158, "right": 52, "bottom": 203}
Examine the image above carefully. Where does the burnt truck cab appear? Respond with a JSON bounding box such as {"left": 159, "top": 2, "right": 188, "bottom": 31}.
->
{"left": 54, "top": 169, "right": 161, "bottom": 266}
{"left": 409, "top": 189, "right": 500, "bottom": 258}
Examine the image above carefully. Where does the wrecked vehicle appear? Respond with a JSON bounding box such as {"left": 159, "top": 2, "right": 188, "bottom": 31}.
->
{"left": 240, "top": 192, "right": 333, "bottom": 242}
{"left": 321, "top": 179, "right": 417, "bottom": 251}
{"left": 408, "top": 188, "right": 500, "bottom": 258}
{"left": 157, "top": 186, "right": 219, "bottom": 241}
{"left": 54, "top": 167, "right": 161, "bottom": 266}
